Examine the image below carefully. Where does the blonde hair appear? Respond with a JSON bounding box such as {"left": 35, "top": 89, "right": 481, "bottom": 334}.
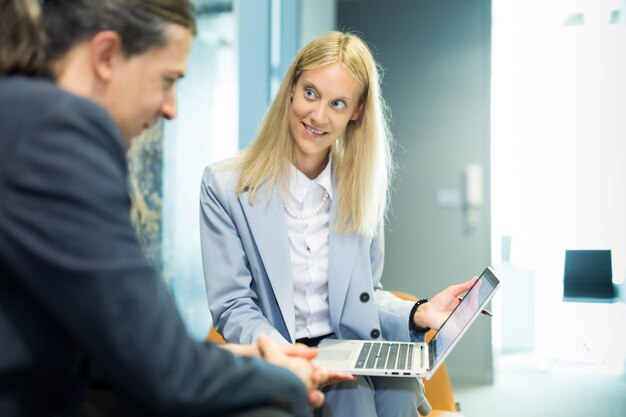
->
{"left": 230, "top": 31, "right": 394, "bottom": 237}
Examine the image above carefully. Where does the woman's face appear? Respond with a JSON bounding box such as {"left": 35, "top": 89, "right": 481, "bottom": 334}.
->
{"left": 289, "top": 62, "right": 363, "bottom": 171}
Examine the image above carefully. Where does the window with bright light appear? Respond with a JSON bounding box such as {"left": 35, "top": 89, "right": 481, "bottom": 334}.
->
{"left": 162, "top": 5, "right": 237, "bottom": 340}
{"left": 492, "top": 0, "right": 626, "bottom": 373}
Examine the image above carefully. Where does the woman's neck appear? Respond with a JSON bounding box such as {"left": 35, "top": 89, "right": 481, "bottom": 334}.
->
{"left": 294, "top": 151, "right": 330, "bottom": 180}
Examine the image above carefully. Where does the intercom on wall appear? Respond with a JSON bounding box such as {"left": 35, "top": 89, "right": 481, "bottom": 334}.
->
{"left": 463, "top": 164, "right": 483, "bottom": 228}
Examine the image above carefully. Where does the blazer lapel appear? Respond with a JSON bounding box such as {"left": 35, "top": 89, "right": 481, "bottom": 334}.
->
{"left": 327, "top": 201, "right": 359, "bottom": 331}
{"left": 239, "top": 189, "right": 296, "bottom": 341}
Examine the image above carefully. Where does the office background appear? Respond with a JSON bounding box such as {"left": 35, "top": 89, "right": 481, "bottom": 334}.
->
{"left": 127, "top": 0, "right": 626, "bottom": 414}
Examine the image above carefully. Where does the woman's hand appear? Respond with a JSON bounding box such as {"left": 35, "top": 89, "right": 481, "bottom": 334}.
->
{"left": 412, "top": 277, "right": 478, "bottom": 330}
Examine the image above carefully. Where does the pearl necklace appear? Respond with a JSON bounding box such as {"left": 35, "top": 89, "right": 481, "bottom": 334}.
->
{"left": 282, "top": 191, "right": 329, "bottom": 220}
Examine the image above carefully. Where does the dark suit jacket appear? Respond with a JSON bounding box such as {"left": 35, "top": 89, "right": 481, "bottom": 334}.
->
{"left": 0, "top": 76, "right": 308, "bottom": 417}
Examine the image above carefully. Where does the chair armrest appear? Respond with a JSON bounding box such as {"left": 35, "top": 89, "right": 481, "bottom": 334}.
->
{"left": 207, "top": 327, "right": 225, "bottom": 344}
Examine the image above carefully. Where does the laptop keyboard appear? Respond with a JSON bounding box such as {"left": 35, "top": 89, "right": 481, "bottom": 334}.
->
{"left": 355, "top": 342, "right": 416, "bottom": 370}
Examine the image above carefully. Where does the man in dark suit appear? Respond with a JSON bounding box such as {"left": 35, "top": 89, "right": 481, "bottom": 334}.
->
{"left": 0, "top": 0, "right": 331, "bottom": 416}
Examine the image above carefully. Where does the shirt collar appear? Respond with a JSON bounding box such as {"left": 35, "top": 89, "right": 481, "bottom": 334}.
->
{"left": 288, "top": 153, "right": 334, "bottom": 203}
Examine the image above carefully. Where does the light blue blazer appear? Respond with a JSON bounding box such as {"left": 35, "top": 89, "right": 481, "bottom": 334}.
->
{"left": 200, "top": 163, "right": 420, "bottom": 345}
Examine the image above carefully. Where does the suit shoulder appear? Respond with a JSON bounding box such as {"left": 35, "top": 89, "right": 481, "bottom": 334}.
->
{"left": 0, "top": 76, "right": 59, "bottom": 102}
{"left": 0, "top": 76, "right": 118, "bottom": 148}
{"left": 202, "top": 158, "right": 241, "bottom": 192}
{"left": 0, "top": 77, "right": 126, "bottom": 187}
{"left": 0, "top": 76, "right": 107, "bottom": 119}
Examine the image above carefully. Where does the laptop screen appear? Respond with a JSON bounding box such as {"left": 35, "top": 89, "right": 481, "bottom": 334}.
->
{"left": 428, "top": 267, "right": 500, "bottom": 367}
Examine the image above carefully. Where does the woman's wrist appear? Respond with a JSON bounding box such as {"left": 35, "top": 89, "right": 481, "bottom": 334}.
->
{"left": 409, "top": 298, "right": 431, "bottom": 333}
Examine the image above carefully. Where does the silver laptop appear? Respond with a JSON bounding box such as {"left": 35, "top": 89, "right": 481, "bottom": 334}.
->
{"left": 314, "top": 266, "right": 500, "bottom": 380}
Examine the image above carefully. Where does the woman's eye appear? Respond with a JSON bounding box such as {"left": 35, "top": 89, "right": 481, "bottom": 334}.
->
{"left": 332, "top": 100, "right": 347, "bottom": 109}
{"left": 304, "top": 88, "right": 316, "bottom": 99}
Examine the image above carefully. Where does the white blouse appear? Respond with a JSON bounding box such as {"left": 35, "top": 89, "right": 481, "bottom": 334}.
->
{"left": 283, "top": 158, "right": 334, "bottom": 340}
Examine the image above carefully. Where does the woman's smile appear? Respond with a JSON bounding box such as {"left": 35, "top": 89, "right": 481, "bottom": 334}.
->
{"left": 302, "top": 122, "right": 328, "bottom": 138}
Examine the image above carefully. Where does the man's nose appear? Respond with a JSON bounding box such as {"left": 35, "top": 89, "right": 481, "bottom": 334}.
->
{"left": 161, "top": 90, "right": 177, "bottom": 120}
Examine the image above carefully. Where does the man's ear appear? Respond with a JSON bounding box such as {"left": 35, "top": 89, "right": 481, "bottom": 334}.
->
{"left": 350, "top": 101, "right": 364, "bottom": 121}
{"left": 89, "top": 31, "right": 124, "bottom": 82}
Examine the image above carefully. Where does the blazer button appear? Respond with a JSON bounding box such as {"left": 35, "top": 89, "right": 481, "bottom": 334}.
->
{"left": 359, "top": 292, "right": 370, "bottom": 303}
{"left": 370, "top": 328, "right": 380, "bottom": 339}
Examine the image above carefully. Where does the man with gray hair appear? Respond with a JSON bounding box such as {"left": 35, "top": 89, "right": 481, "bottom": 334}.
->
{"left": 0, "top": 1, "right": 335, "bottom": 416}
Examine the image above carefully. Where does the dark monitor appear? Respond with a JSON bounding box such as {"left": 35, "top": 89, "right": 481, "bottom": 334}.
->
{"left": 563, "top": 249, "right": 615, "bottom": 300}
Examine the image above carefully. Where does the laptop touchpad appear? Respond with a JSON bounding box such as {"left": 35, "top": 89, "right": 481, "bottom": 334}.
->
{"left": 317, "top": 350, "right": 352, "bottom": 361}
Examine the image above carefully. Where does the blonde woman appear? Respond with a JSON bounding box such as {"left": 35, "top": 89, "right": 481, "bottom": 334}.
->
{"left": 200, "top": 31, "right": 476, "bottom": 416}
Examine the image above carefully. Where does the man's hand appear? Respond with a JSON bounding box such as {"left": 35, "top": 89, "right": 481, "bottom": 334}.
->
{"left": 280, "top": 342, "right": 356, "bottom": 386}
{"left": 412, "top": 277, "right": 478, "bottom": 330}
{"left": 256, "top": 335, "right": 335, "bottom": 408}
{"left": 218, "top": 342, "right": 260, "bottom": 357}
{"left": 220, "top": 336, "right": 355, "bottom": 408}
